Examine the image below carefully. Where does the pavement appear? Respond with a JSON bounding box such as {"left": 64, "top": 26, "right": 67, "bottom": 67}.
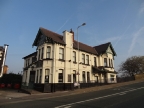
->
{"left": 0, "top": 79, "right": 144, "bottom": 103}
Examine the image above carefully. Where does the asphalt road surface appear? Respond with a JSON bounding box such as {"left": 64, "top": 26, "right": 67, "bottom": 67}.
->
{"left": 0, "top": 82, "right": 144, "bottom": 108}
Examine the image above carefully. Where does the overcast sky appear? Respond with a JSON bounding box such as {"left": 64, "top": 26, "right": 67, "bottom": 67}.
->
{"left": 0, "top": 0, "right": 144, "bottom": 73}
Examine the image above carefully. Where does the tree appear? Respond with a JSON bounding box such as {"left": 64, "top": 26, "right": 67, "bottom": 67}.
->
{"left": 119, "top": 56, "right": 144, "bottom": 76}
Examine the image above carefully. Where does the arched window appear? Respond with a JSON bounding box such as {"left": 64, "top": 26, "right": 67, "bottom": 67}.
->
{"left": 58, "top": 69, "right": 63, "bottom": 83}
{"left": 45, "top": 69, "right": 50, "bottom": 83}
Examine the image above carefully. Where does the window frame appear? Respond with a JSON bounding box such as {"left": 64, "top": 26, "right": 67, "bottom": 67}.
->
{"left": 58, "top": 69, "right": 63, "bottom": 83}
{"left": 86, "top": 55, "right": 89, "bottom": 64}
{"left": 110, "top": 74, "right": 115, "bottom": 81}
{"left": 36, "top": 70, "right": 39, "bottom": 83}
{"left": 109, "top": 59, "right": 111, "bottom": 67}
{"left": 41, "top": 47, "right": 44, "bottom": 59}
{"left": 104, "top": 58, "right": 107, "bottom": 67}
{"left": 73, "top": 70, "right": 76, "bottom": 83}
{"left": 87, "top": 72, "right": 90, "bottom": 82}
{"left": 82, "top": 54, "right": 85, "bottom": 64}
{"left": 38, "top": 49, "right": 41, "bottom": 60}
{"left": 59, "top": 48, "right": 64, "bottom": 60}
{"left": 111, "top": 59, "right": 113, "bottom": 67}
{"left": 68, "top": 74, "right": 71, "bottom": 82}
{"left": 46, "top": 46, "right": 51, "bottom": 58}
{"left": 82, "top": 71, "right": 86, "bottom": 82}
{"left": 73, "top": 51, "right": 76, "bottom": 62}
{"left": 45, "top": 69, "right": 50, "bottom": 83}
{"left": 94, "top": 57, "right": 97, "bottom": 66}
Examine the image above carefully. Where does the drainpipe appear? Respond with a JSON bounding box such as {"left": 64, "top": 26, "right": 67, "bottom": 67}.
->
{"left": 0, "top": 44, "right": 9, "bottom": 78}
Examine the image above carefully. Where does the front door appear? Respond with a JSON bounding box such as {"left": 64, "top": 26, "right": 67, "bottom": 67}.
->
{"left": 95, "top": 76, "right": 98, "bottom": 83}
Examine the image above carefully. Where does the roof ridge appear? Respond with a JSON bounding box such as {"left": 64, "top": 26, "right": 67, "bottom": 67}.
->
{"left": 73, "top": 40, "right": 94, "bottom": 48}
{"left": 93, "top": 42, "right": 111, "bottom": 48}
{"left": 40, "top": 27, "right": 63, "bottom": 37}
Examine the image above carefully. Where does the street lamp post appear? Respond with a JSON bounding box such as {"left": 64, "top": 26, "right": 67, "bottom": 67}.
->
{"left": 77, "top": 23, "right": 86, "bottom": 87}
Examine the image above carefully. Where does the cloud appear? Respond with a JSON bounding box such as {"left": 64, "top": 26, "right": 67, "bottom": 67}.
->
{"left": 56, "top": 14, "right": 74, "bottom": 32}
{"left": 99, "top": 36, "right": 121, "bottom": 44}
{"left": 56, "top": 19, "right": 70, "bottom": 33}
{"left": 128, "top": 26, "right": 144, "bottom": 56}
{"left": 114, "top": 24, "right": 132, "bottom": 47}
{"left": 139, "top": 3, "right": 144, "bottom": 14}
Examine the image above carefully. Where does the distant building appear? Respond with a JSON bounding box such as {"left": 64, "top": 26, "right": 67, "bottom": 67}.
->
{"left": 3, "top": 65, "right": 8, "bottom": 74}
{"left": 22, "top": 27, "right": 117, "bottom": 86}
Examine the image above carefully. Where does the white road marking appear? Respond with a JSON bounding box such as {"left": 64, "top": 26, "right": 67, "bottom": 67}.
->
{"left": 54, "top": 87, "right": 144, "bottom": 108}
{"left": 64, "top": 106, "right": 71, "bottom": 108}
{"left": 119, "top": 93, "right": 126, "bottom": 95}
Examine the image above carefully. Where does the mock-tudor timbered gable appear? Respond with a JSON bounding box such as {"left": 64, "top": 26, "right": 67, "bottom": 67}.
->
{"left": 106, "top": 46, "right": 113, "bottom": 54}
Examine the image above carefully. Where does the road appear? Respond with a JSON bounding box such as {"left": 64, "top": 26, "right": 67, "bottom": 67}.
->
{"left": 0, "top": 81, "right": 144, "bottom": 108}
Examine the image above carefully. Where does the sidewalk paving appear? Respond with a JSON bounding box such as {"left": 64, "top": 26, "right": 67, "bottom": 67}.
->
{"left": 0, "top": 79, "right": 144, "bottom": 104}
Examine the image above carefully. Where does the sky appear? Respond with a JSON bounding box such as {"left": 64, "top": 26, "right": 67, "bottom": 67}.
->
{"left": 0, "top": 0, "right": 144, "bottom": 74}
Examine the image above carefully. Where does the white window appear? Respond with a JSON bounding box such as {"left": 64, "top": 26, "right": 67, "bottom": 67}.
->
{"left": 86, "top": 55, "right": 89, "bottom": 64}
{"left": 82, "top": 71, "right": 86, "bottom": 82}
{"left": 110, "top": 75, "right": 115, "bottom": 81}
{"left": 68, "top": 74, "right": 71, "bottom": 82}
{"left": 73, "top": 70, "right": 76, "bottom": 83}
{"left": 45, "top": 69, "right": 50, "bottom": 83}
{"left": 104, "top": 58, "right": 107, "bottom": 67}
{"left": 111, "top": 59, "right": 113, "bottom": 67}
{"left": 109, "top": 59, "right": 111, "bottom": 67}
{"left": 73, "top": 51, "right": 76, "bottom": 62}
{"left": 59, "top": 48, "right": 64, "bottom": 59}
{"left": 39, "top": 69, "right": 42, "bottom": 83}
{"left": 82, "top": 54, "right": 85, "bottom": 64}
{"left": 38, "top": 49, "right": 41, "bottom": 60}
{"left": 58, "top": 69, "right": 63, "bottom": 83}
{"left": 36, "top": 70, "right": 39, "bottom": 83}
{"left": 41, "top": 47, "right": 44, "bottom": 59}
{"left": 46, "top": 46, "right": 51, "bottom": 58}
{"left": 94, "top": 57, "right": 97, "bottom": 66}
{"left": 87, "top": 72, "right": 90, "bottom": 82}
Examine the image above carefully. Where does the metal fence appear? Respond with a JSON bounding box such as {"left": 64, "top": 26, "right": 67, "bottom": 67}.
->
{"left": 21, "top": 76, "right": 135, "bottom": 93}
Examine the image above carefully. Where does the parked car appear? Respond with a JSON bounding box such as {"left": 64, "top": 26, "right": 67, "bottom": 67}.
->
{"left": 0, "top": 83, "right": 6, "bottom": 88}
{"left": 14, "top": 84, "right": 20, "bottom": 89}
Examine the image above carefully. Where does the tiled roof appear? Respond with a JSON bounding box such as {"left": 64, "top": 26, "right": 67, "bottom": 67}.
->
{"left": 93, "top": 42, "right": 110, "bottom": 55}
{"left": 93, "top": 42, "right": 116, "bottom": 56}
{"left": 39, "top": 27, "right": 98, "bottom": 55}
{"left": 40, "top": 27, "right": 65, "bottom": 45}
{"left": 23, "top": 52, "right": 37, "bottom": 59}
{"left": 0, "top": 46, "right": 4, "bottom": 51}
{"left": 73, "top": 40, "right": 98, "bottom": 55}
{"left": 33, "top": 27, "right": 116, "bottom": 56}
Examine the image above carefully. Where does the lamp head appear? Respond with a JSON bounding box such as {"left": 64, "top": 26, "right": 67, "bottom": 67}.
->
{"left": 82, "top": 23, "right": 86, "bottom": 26}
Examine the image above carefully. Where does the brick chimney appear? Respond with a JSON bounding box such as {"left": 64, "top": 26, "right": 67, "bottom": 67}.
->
{"left": 70, "top": 29, "right": 74, "bottom": 43}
